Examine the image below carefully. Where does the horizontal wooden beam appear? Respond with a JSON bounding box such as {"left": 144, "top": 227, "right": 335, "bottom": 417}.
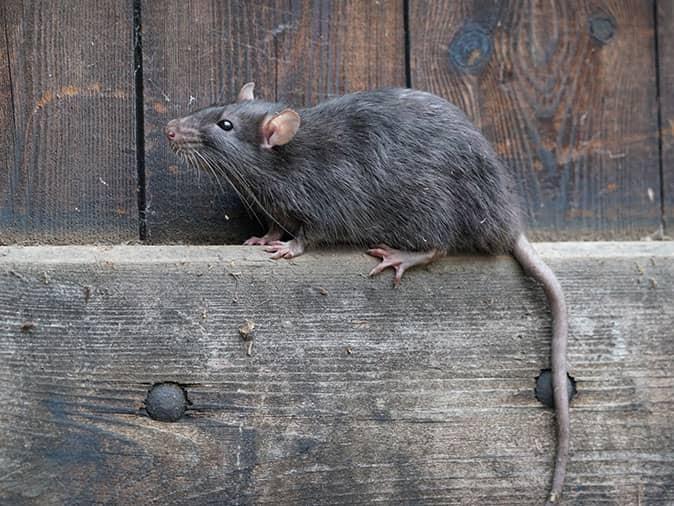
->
{"left": 1, "top": 243, "right": 672, "bottom": 504}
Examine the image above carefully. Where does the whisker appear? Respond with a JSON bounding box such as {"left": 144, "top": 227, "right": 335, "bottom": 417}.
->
{"left": 203, "top": 149, "right": 293, "bottom": 238}
{"left": 196, "top": 150, "right": 263, "bottom": 226}
{"left": 171, "top": 145, "right": 294, "bottom": 238}
{"left": 206, "top": 151, "right": 291, "bottom": 235}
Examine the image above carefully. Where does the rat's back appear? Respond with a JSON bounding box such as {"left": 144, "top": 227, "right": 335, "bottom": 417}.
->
{"left": 286, "top": 88, "right": 523, "bottom": 253}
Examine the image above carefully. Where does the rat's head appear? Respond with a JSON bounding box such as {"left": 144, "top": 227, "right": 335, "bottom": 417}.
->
{"left": 164, "top": 82, "right": 300, "bottom": 172}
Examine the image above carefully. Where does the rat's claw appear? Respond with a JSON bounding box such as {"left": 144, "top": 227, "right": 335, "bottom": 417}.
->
{"left": 367, "top": 255, "right": 397, "bottom": 276}
{"left": 368, "top": 259, "right": 406, "bottom": 286}
{"left": 244, "top": 228, "right": 283, "bottom": 246}
{"left": 265, "top": 243, "right": 291, "bottom": 259}
{"left": 244, "top": 236, "right": 267, "bottom": 245}
{"left": 393, "top": 266, "right": 405, "bottom": 285}
{"left": 264, "top": 239, "right": 305, "bottom": 260}
{"left": 366, "top": 247, "right": 390, "bottom": 258}
{"left": 271, "top": 249, "right": 291, "bottom": 259}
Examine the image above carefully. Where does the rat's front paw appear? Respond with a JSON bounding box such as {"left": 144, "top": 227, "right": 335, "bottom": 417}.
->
{"left": 244, "top": 227, "right": 283, "bottom": 246}
{"left": 244, "top": 236, "right": 269, "bottom": 246}
{"left": 264, "top": 239, "right": 305, "bottom": 259}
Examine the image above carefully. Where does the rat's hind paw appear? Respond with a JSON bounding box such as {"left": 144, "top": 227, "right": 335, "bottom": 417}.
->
{"left": 367, "top": 245, "right": 442, "bottom": 286}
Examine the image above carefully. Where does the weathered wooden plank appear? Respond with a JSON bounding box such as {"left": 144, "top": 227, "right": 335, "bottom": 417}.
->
{"left": 0, "top": 243, "right": 672, "bottom": 504}
{"left": 275, "top": 0, "right": 406, "bottom": 104}
{"left": 409, "top": 1, "right": 661, "bottom": 241}
{"left": 0, "top": 5, "right": 16, "bottom": 241}
{"left": 142, "top": 0, "right": 280, "bottom": 245}
{"left": 0, "top": 1, "right": 139, "bottom": 244}
{"left": 142, "top": 0, "right": 405, "bottom": 244}
{"left": 658, "top": 0, "right": 674, "bottom": 235}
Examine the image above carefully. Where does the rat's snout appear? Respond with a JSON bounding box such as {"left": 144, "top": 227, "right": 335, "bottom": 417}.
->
{"left": 165, "top": 118, "right": 199, "bottom": 146}
{"left": 165, "top": 119, "right": 180, "bottom": 141}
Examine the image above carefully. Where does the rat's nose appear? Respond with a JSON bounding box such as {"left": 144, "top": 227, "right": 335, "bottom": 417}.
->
{"left": 165, "top": 119, "right": 179, "bottom": 140}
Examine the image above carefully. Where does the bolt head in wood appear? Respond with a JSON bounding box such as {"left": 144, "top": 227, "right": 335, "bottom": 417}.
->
{"left": 145, "top": 382, "right": 188, "bottom": 422}
{"left": 535, "top": 369, "right": 577, "bottom": 408}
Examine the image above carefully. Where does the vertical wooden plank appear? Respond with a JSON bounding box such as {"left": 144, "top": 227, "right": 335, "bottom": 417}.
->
{"left": 0, "top": 1, "right": 138, "bottom": 244}
{"left": 276, "top": 0, "right": 406, "bottom": 105}
{"left": 143, "top": 0, "right": 406, "bottom": 243}
{"left": 0, "top": 7, "right": 17, "bottom": 240}
{"left": 658, "top": 0, "right": 674, "bottom": 236}
{"left": 410, "top": 1, "right": 661, "bottom": 240}
{"left": 142, "top": 0, "right": 279, "bottom": 244}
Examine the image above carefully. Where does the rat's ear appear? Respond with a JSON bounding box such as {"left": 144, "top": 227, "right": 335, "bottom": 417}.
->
{"left": 238, "top": 82, "right": 255, "bottom": 101}
{"left": 261, "top": 109, "right": 300, "bottom": 148}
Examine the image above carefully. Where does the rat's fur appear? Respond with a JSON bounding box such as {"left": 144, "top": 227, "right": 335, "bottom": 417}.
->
{"left": 167, "top": 87, "right": 570, "bottom": 504}
{"left": 170, "top": 89, "right": 522, "bottom": 253}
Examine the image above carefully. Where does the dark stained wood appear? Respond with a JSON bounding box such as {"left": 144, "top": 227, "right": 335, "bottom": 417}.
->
{"left": 658, "top": 0, "right": 674, "bottom": 236}
{"left": 0, "top": 2, "right": 139, "bottom": 244}
{"left": 142, "top": 0, "right": 405, "bottom": 244}
{"left": 142, "top": 0, "right": 280, "bottom": 245}
{"left": 409, "top": 1, "right": 662, "bottom": 241}
{"left": 275, "top": 0, "right": 406, "bottom": 104}
{"left": 0, "top": 6, "right": 16, "bottom": 240}
{"left": 0, "top": 244, "right": 672, "bottom": 504}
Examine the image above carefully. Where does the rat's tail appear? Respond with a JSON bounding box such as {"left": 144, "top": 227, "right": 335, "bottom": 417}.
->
{"left": 512, "top": 234, "right": 569, "bottom": 504}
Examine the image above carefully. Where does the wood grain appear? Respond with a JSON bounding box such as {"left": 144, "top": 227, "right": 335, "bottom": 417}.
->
{"left": 0, "top": 1, "right": 139, "bottom": 244}
{"left": 141, "top": 0, "right": 278, "bottom": 245}
{"left": 142, "top": 0, "right": 405, "bottom": 244}
{"left": 658, "top": 0, "right": 674, "bottom": 235}
{"left": 0, "top": 244, "right": 672, "bottom": 504}
{"left": 409, "top": 1, "right": 662, "bottom": 241}
{"left": 275, "top": 0, "right": 406, "bottom": 105}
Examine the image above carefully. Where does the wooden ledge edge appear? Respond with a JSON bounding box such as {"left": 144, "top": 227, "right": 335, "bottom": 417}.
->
{"left": 0, "top": 241, "right": 671, "bottom": 266}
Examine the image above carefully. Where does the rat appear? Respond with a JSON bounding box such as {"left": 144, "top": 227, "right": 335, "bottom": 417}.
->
{"left": 166, "top": 83, "right": 571, "bottom": 504}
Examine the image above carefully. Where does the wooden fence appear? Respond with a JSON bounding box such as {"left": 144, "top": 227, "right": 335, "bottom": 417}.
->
{"left": 1, "top": 0, "right": 672, "bottom": 244}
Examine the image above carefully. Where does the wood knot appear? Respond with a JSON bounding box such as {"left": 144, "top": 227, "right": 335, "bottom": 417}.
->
{"left": 144, "top": 382, "right": 189, "bottom": 422}
{"left": 449, "top": 22, "right": 492, "bottom": 74}
{"left": 535, "top": 369, "right": 577, "bottom": 408}
{"left": 589, "top": 14, "right": 616, "bottom": 44}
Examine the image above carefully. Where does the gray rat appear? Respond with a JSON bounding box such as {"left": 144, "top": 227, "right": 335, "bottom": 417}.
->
{"left": 166, "top": 83, "right": 571, "bottom": 504}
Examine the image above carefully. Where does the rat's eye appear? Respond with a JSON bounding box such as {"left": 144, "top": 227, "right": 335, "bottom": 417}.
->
{"left": 217, "top": 119, "right": 233, "bottom": 131}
